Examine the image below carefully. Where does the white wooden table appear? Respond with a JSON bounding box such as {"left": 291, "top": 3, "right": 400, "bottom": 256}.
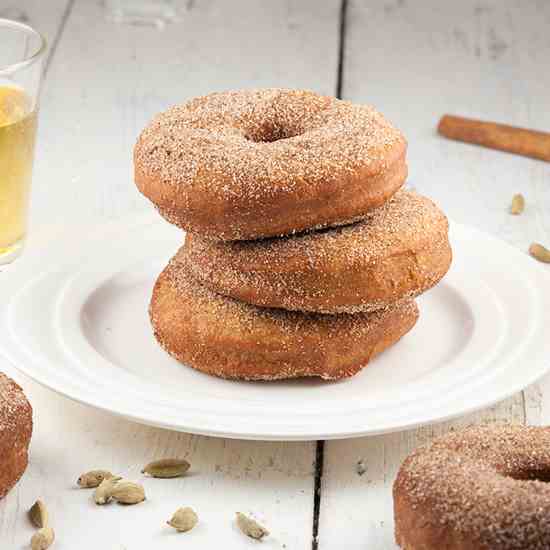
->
{"left": 1, "top": 1, "right": 549, "bottom": 548}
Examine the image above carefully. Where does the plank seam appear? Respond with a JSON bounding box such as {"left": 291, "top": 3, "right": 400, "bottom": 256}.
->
{"left": 43, "top": 0, "right": 76, "bottom": 77}
{"left": 312, "top": 2, "right": 349, "bottom": 548}
{"left": 311, "top": 440, "right": 325, "bottom": 550}
{"left": 336, "top": 0, "right": 349, "bottom": 99}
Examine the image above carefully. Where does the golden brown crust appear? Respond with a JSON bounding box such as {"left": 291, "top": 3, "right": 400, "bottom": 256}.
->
{"left": 0, "top": 372, "right": 32, "bottom": 499}
{"left": 182, "top": 190, "right": 452, "bottom": 313}
{"left": 134, "top": 88, "right": 407, "bottom": 241}
{"left": 149, "top": 258, "right": 419, "bottom": 381}
{"left": 394, "top": 424, "right": 550, "bottom": 550}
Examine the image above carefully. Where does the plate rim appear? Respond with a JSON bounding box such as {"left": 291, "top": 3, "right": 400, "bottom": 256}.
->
{"left": 1, "top": 214, "right": 550, "bottom": 440}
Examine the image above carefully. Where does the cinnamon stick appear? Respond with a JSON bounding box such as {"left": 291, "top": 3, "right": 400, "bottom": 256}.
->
{"left": 437, "top": 115, "right": 550, "bottom": 162}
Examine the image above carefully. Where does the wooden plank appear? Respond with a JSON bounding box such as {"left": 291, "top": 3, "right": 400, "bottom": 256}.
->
{"left": 3, "top": 0, "right": 342, "bottom": 547}
{"left": 340, "top": 0, "right": 550, "bottom": 249}
{"left": 320, "top": 0, "right": 550, "bottom": 548}
{"left": 32, "top": 0, "right": 341, "bottom": 227}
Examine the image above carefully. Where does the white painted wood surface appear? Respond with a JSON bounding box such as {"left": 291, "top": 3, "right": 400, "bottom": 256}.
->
{"left": 1, "top": 0, "right": 549, "bottom": 548}
{"left": 320, "top": 1, "right": 550, "bottom": 548}
{"left": 1, "top": 0, "right": 340, "bottom": 547}
{"left": 31, "top": 0, "right": 340, "bottom": 228}
{"left": 0, "top": 0, "right": 70, "bottom": 49}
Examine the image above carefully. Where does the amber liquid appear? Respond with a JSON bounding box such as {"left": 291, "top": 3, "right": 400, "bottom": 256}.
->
{"left": 0, "top": 85, "right": 37, "bottom": 261}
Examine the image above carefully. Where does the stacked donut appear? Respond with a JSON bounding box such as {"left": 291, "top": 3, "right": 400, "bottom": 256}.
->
{"left": 134, "top": 89, "right": 451, "bottom": 381}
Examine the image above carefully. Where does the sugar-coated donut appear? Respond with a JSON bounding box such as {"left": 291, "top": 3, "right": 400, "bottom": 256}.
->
{"left": 134, "top": 89, "right": 407, "bottom": 241}
{"left": 149, "top": 258, "right": 419, "bottom": 381}
{"left": 394, "top": 424, "right": 550, "bottom": 550}
{"left": 182, "top": 190, "right": 451, "bottom": 313}
{"left": 0, "top": 372, "right": 32, "bottom": 499}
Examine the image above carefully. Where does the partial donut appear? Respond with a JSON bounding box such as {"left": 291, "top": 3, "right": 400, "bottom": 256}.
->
{"left": 149, "top": 258, "right": 419, "bottom": 381}
{"left": 0, "top": 372, "right": 32, "bottom": 499}
{"left": 134, "top": 88, "right": 407, "bottom": 241}
{"left": 394, "top": 424, "right": 550, "bottom": 550}
{"left": 182, "top": 190, "right": 451, "bottom": 313}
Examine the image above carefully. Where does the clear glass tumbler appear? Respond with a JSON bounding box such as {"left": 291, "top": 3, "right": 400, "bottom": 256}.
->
{"left": 0, "top": 18, "right": 46, "bottom": 265}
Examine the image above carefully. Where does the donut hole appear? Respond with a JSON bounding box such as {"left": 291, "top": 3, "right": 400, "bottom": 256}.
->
{"left": 244, "top": 122, "right": 304, "bottom": 143}
{"left": 504, "top": 468, "right": 550, "bottom": 482}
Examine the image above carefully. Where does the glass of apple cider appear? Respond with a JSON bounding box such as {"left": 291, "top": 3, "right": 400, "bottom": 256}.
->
{"left": 0, "top": 19, "right": 45, "bottom": 265}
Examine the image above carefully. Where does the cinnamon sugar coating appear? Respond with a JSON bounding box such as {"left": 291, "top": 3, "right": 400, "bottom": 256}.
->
{"left": 394, "top": 424, "right": 550, "bottom": 550}
{"left": 182, "top": 190, "right": 451, "bottom": 313}
{"left": 149, "top": 258, "right": 419, "bottom": 381}
{"left": 134, "top": 88, "right": 407, "bottom": 241}
{"left": 0, "top": 372, "right": 32, "bottom": 499}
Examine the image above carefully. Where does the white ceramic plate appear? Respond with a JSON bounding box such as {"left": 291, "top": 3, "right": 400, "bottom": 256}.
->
{"left": 1, "top": 214, "right": 549, "bottom": 440}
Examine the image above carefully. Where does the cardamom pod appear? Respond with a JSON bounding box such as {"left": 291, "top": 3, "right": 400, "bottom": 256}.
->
{"left": 29, "top": 499, "right": 49, "bottom": 528}
{"left": 77, "top": 469, "right": 115, "bottom": 488}
{"left": 141, "top": 458, "right": 190, "bottom": 478}
{"left": 111, "top": 481, "right": 146, "bottom": 505}
{"left": 31, "top": 527, "right": 55, "bottom": 550}
{"left": 529, "top": 242, "right": 550, "bottom": 263}
{"left": 167, "top": 507, "right": 198, "bottom": 532}
{"left": 93, "top": 476, "right": 121, "bottom": 505}
{"left": 236, "top": 512, "right": 269, "bottom": 540}
{"left": 510, "top": 193, "right": 525, "bottom": 215}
